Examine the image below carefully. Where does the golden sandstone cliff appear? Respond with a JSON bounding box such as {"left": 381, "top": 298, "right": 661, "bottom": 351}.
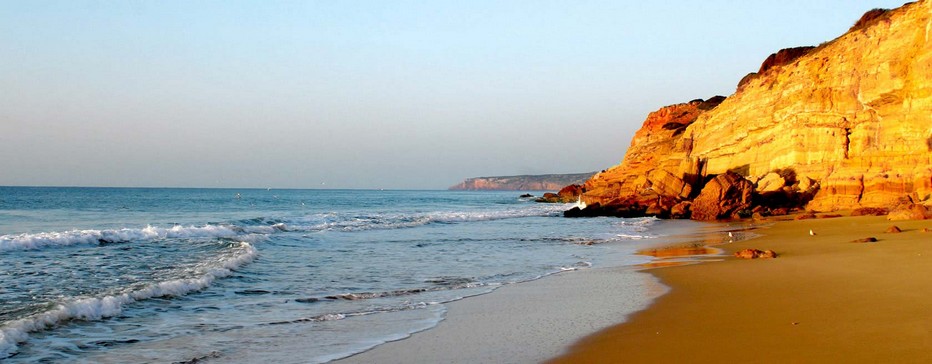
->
{"left": 572, "top": 1, "right": 932, "bottom": 220}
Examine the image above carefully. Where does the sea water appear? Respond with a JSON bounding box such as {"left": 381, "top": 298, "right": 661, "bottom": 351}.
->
{"left": 0, "top": 187, "right": 675, "bottom": 363}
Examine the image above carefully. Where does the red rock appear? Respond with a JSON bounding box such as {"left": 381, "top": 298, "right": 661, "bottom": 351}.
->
{"left": 536, "top": 185, "right": 585, "bottom": 203}
{"left": 771, "top": 208, "right": 790, "bottom": 216}
{"left": 558, "top": 184, "right": 583, "bottom": 200}
{"left": 736, "top": 72, "right": 758, "bottom": 91}
{"left": 887, "top": 204, "right": 930, "bottom": 221}
{"left": 756, "top": 172, "right": 786, "bottom": 193}
{"left": 794, "top": 212, "right": 817, "bottom": 220}
{"left": 670, "top": 201, "right": 691, "bottom": 219}
{"left": 850, "top": 8, "right": 890, "bottom": 32}
{"left": 734, "top": 249, "right": 778, "bottom": 259}
{"left": 886, "top": 225, "right": 902, "bottom": 233}
{"left": 580, "top": 97, "right": 725, "bottom": 212}
{"left": 851, "top": 207, "right": 889, "bottom": 216}
{"left": 819, "top": 214, "right": 843, "bottom": 219}
{"left": 575, "top": 2, "right": 932, "bottom": 218}
{"left": 758, "top": 46, "right": 816, "bottom": 74}
{"left": 645, "top": 203, "right": 664, "bottom": 217}
{"left": 536, "top": 193, "right": 561, "bottom": 203}
{"left": 690, "top": 172, "right": 753, "bottom": 221}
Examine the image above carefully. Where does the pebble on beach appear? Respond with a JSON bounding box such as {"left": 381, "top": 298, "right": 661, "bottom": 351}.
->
{"left": 734, "top": 249, "right": 778, "bottom": 259}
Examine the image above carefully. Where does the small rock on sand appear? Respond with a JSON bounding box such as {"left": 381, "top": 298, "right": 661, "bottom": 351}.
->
{"left": 886, "top": 226, "right": 902, "bottom": 233}
{"left": 851, "top": 207, "right": 889, "bottom": 216}
{"left": 734, "top": 249, "right": 778, "bottom": 259}
{"left": 795, "top": 213, "right": 817, "bottom": 220}
{"left": 851, "top": 237, "right": 878, "bottom": 243}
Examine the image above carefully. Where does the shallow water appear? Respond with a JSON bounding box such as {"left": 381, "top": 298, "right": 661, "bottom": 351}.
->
{"left": 0, "top": 187, "right": 676, "bottom": 363}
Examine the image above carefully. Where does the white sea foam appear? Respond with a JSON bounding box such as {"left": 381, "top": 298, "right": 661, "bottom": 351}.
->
{"left": 314, "top": 313, "right": 346, "bottom": 322}
{"left": 0, "top": 224, "right": 249, "bottom": 252}
{"left": 0, "top": 242, "right": 258, "bottom": 359}
{"left": 294, "top": 204, "right": 573, "bottom": 232}
{"left": 615, "top": 233, "right": 652, "bottom": 240}
{"left": 559, "top": 261, "right": 593, "bottom": 271}
{"left": 574, "top": 196, "right": 587, "bottom": 209}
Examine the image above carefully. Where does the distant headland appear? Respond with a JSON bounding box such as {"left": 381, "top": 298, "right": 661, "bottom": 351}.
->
{"left": 449, "top": 173, "right": 595, "bottom": 191}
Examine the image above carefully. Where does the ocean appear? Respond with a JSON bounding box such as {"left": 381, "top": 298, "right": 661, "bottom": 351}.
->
{"left": 0, "top": 187, "right": 680, "bottom": 363}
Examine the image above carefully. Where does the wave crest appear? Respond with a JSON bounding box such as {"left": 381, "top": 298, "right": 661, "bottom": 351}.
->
{"left": 0, "top": 242, "right": 258, "bottom": 359}
{"left": 0, "top": 224, "right": 256, "bottom": 252}
{"left": 291, "top": 204, "right": 572, "bottom": 232}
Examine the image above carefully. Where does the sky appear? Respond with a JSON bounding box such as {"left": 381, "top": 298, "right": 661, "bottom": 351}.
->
{"left": 0, "top": 0, "right": 910, "bottom": 189}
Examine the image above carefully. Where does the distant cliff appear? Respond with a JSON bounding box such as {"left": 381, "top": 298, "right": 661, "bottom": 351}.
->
{"left": 450, "top": 173, "right": 595, "bottom": 191}
{"left": 574, "top": 1, "right": 932, "bottom": 219}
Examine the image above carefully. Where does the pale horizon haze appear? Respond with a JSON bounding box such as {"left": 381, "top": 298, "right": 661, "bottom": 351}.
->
{"left": 0, "top": 0, "right": 909, "bottom": 189}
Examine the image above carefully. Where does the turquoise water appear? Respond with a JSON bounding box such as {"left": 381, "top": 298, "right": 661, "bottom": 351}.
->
{"left": 0, "top": 187, "right": 664, "bottom": 363}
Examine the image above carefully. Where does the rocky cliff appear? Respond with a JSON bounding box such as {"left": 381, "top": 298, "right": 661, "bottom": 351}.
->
{"left": 450, "top": 173, "right": 595, "bottom": 191}
{"left": 578, "top": 1, "right": 932, "bottom": 219}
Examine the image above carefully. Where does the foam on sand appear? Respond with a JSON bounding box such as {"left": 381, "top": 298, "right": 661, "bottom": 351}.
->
{"left": 334, "top": 266, "right": 667, "bottom": 364}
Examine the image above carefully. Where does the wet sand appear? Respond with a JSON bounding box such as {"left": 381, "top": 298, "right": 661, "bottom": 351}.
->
{"left": 550, "top": 215, "right": 932, "bottom": 363}
{"left": 334, "top": 220, "right": 756, "bottom": 363}
{"left": 334, "top": 220, "right": 739, "bottom": 364}
{"left": 335, "top": 266, "right": 667, "bottom": 364}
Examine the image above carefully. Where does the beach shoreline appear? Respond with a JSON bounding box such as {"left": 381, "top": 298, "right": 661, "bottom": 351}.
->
{"left": 550, "top": 214, "right": 932, "bottom": 363}
{"left": 333, "top": 219, "right": 735, "bottom": 364}
{"left": 333, "top": 265, "right": 668, "bottom": 364}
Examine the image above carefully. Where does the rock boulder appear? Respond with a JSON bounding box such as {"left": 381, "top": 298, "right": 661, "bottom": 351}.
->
{"left": 756, "top": 173, "right": 786, "bottom": 194}
{"left": 734, "top": 249, "right": 778, "bottom": 259}
{"left": 887, "top": 203, "right": 930, "bottom": 221}
{"left": 690, "top": 172, "right": 754, "bottom": 221}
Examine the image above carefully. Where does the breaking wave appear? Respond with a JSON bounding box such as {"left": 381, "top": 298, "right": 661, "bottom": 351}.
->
{"left": 0, "top": 224, "right": 271, "bottom": 252}
{"left": 289, "top": 203, "right": 573, "bottom": 232}
{"left": 0, "top": 242, "right": 258, "bottom": 359}
{"left": 0, "top": 204, "right": 568, "bottom": 253}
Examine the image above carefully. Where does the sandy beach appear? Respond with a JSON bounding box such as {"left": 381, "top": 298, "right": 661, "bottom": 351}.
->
{"left": 552, "top": 215, "right": 932, "bottom": 363}
{"left": 335, "top": 214, "right": 932, "bottom": 363}
{"left": 336, "top": 265, "right": 667, "bottom": 364}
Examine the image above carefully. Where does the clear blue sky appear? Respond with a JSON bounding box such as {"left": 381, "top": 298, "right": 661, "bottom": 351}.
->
{"left": 0, "top": 0, "right": 908, "bottom": 189}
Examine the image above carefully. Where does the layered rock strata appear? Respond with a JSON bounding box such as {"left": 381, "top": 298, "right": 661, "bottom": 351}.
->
{"left": 578, "top": 1, "right": 932, "bottom": 220}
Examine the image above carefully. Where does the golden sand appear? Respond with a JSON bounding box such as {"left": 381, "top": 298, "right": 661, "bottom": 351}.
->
{"left": 549, "top": 215, "right": 932, "bottom": 363}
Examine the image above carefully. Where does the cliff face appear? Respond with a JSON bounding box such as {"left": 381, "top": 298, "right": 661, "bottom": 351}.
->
{"left": 450, "top": 173, "right": 594, "bottom": 191}
{"left": 582, "top": 98, "right": 724, "bottom": 205}
{"left": 583, "top": 0, "right": 932, "bottom": 214}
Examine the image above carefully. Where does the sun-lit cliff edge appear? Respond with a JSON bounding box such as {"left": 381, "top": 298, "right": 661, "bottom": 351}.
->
{"left": 577, "top": 1, "right": 932, "bottom": 219}
{"left": 450, "top": 173, "right": 595, "bottom": 191}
